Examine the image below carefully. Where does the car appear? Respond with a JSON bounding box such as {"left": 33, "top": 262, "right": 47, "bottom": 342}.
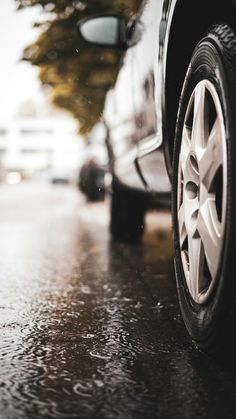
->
{"left": 78, "top": 122, "right": 108, "bottom": 201}
{"left": 78, "top": 0, "right": 236, "bottom": 356}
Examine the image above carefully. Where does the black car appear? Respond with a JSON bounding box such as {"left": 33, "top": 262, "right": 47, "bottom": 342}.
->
{"left": 78, "top": 0, "right": 236, "bottom": 356}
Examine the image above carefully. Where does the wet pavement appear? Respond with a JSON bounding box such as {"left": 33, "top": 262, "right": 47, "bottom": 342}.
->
{"left": 0, "top": 183, "right": 236, "bottom": 419}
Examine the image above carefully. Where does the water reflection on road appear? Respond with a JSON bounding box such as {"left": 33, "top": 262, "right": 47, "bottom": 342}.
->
{"left": 0, "top": 183, "right": 236, "bottom": 419}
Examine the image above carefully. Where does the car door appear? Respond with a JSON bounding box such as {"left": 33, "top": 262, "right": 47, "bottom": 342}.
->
{"left": 132, "top": 0, "right": 175, "bottom": 193}
{"left": 103, "top": 30, "right": 145, "bottom": 190}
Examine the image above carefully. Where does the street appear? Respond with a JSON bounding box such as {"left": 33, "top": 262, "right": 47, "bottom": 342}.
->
{"left": 0, "top": 183, "right": 236, "bottom": 419}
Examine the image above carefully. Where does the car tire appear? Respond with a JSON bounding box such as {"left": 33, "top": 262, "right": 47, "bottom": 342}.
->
{"left": 172, "top": 24, "right": 236, "bottom": 356}
{"left": 110, "top": 179, "right": 145, "bottom": 241}
{"left": 79, "top": 163, "right": 103, "bottom": 202}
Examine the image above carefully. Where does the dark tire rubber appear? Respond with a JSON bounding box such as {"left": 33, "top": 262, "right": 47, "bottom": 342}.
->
{"left": 172, "top": 24, "right": 236, "bottom": 357}
{"left": 110, "top": 180, "right": 145, "bottom": 241}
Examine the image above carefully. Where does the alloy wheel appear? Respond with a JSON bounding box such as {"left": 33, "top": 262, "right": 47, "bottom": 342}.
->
{"left": 177, "top": 80, "right": 227, "bottom": 304}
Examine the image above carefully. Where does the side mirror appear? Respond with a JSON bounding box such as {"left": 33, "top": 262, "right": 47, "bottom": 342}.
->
{"left": 77, "top": 15, "right": 127, "bottom": 49}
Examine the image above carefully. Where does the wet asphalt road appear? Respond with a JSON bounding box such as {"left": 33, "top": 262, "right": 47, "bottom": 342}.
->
{"left": 0, "top": 183, "right": 236, "bottom": 419}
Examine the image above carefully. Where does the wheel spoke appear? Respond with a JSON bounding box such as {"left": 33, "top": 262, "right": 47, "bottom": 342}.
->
{"left": 188, "top": 235, "right": 203, "bottom": 301}
{"left": 199, "top": 117, "right": 223, "bottom": 190}
{"left": 180, "top": 125, "right": 191, "bottom": 173}
{"left": 197, "top": 199, "right": 222, "bottom": 279}
{"left": 192, "top": 82, "right": 207, "bottom": 155}
{"left": 184, "top": 195, "right": 199, "bottom": 233}
{"left": 178, "top": 204, "right": 187, "bottom": 249}
{"left": 184, "top": 155, "right": 200, "bottom": 186}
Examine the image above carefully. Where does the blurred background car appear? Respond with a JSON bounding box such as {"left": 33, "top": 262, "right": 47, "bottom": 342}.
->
{"left": 78, "top": 122, "right": 108, "bottom": 201}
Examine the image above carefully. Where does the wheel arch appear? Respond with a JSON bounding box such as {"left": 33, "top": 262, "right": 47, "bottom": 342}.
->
{"left": 164, "top": 0, "right": 236, "bottom": 178}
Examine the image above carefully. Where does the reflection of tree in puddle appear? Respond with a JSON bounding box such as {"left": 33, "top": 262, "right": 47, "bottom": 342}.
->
{"left": 142, "top": 211, "right": 173, "bottom": 278}
{"left": 111, "top": 209, "right": 174, "bottom": 282}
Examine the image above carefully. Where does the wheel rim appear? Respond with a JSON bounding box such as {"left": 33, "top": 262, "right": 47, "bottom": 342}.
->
{"left": 177, "top": 80, "right": 227, "bottom": 304}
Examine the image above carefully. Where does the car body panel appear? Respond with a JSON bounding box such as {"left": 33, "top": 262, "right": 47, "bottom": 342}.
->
{"left": 104, "top": 0, "right": 174, "bottom": 194}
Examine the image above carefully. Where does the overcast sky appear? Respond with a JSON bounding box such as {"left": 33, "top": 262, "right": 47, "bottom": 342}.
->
{"left": 0, "top": 0, "right": 43, "bottom": 122}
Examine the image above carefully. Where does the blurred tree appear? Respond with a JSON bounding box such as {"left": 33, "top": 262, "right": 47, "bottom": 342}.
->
{"left": 15, "top": 0, "right": 142, "bottom": 134}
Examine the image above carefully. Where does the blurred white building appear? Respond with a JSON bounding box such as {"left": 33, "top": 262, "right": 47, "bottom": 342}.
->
{"left": 0, "top": 115, "right": 85, "bottom": 184}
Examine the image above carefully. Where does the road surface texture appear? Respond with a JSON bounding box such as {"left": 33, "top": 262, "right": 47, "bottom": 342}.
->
{"left": 0, "top": 183, "right": 236, "bottom": 419}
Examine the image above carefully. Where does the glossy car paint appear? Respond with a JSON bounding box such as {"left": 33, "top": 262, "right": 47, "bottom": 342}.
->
{"left": 103, "top": 0, "right": 175, "bottom": 193}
